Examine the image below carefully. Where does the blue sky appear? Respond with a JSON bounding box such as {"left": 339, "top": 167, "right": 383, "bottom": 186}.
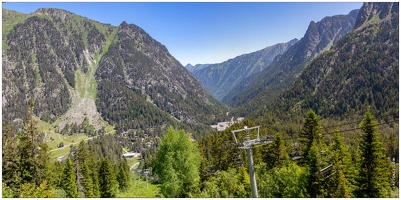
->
{"left": 2, "top": 2, "right": 363, "bottom": 65}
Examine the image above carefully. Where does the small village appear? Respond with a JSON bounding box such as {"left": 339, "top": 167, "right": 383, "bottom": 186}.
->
{"left": 211, "top": 117, "right": 245, "bottom": 131}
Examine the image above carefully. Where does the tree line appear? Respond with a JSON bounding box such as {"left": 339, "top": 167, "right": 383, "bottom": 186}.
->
{"left": 150, "top": 109, "right": 398, "bottom": 198}
{"left": 2, "top": 106, "right": 398, "bottom": 198}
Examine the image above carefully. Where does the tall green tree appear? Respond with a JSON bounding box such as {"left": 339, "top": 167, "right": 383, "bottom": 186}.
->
{"left": 116, "top": 159, "right": 130, "bottom": 191}
{"left": 80, "top": 161, "right": 95, "bottom": 197}
{"left": 98, "top": 157, "right": 117, "bottom": 197}
{"left": 306, "top": 140, "right": 324, "bottom": 197}
{"left": 2, "top": 123, "right": 21, "bottom": 196}
{"left": 2, "top": 105, "right": 52, "bottom": 197}
{"left": 299, "top": 109, "right": 322, "bottom": 165}
{"left": 327, "top": 132, "right": 357, "bottom": 197}
{"left": 18, "top": 104, "right": 51, "bottom": 186}
{"left": 61, "top": 158, "right": 78, "bottom": 198}
{"left": 154, "top": 127, "right": 202, "bottom": 197}
{"left": 47, "top": 160, "right": 63, "bottom": 190}
{"left": 198, "top": 167, "right": 250, "bottom": 198}
{"left": 262, "top": 132, "right": 289, "bottom": 169}
{"left": 356, "top": 109, "right": 392, "bottom": 197}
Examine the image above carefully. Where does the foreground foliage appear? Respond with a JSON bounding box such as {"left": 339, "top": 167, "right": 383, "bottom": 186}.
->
{"left": 154, "top": 127, "right": 201, "bottom": 197}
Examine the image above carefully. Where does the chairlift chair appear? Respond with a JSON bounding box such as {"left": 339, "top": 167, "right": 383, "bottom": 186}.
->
{"left": 315, "top": 134, "right": 336, "bottom": 179}
{"left": 289, "top": 151, "right": 303, "bottom": 161}
{"left": 317, "top": 163, "right": 336, "bottom": 179}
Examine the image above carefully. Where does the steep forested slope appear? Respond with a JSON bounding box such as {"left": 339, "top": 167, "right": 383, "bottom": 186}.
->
{"left": 95, "top": 21, "right": 227, "bottom": 133}
{"left": 2, "top": 8, "right": 227, "bottom": 135}
{"left": 247, "top": 2, "right": 398, "bottom": 125}
{"left": 2, "top": 8, "right": 114, "bottom": 127}
{"left": 226, "top": 9, "right": 359, "bottom": 107}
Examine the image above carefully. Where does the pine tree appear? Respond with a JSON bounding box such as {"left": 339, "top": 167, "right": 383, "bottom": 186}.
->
{"left": 80, "top": 161, "right": 94, "bottom": 197}
{"left": 47, "top": 160, "right": 63, "bottom": 190}
{"left": 2, "top": 123, "right": 21, "bottom": 196}
{"left": 263, "top": 132, "right": 289, "bottom": 169}
{"left": 18, "top": 104, "right": 50, "bottom": 186}
{"left": 299, "top": 109, "right": 322, "bottom": 165}
{"left": 306, "top": 140, "right": 324, "bottom": 197}
{"left": 116, "top": 160, "right": 129, "bottom": 191}
{"left": 327, "top": 132, "right": 357, "bottom": 197}
{"left": 98, "top": 157, "right": 117, "bottom": 197}
{"left": 88, "top": 144, "right": 101, "bottom": 197}
{"left": 61, "top": 158, "right": 78, "bottom": 198}
{"left": 91, "top": 169, "right": 101, "bottom": 197}
{"left": 356, "top": 109, "right": 392, "bottom": 197}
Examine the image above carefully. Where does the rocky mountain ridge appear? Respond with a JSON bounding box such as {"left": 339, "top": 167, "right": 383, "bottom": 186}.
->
{"left": 241, "top": 2, "right": 398, "bottom": 125}
{"left": 2, "top": 8, "right": 226, "bottom": 135}
{"left": 190, "top": 39, "right": 298, "bottom": 101}
{"left": 225, "top": 9, "right": 359, "bottom": 107}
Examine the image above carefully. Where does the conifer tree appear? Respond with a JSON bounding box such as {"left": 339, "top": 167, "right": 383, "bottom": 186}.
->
{"left": 47, "top": 160, "right": 63, "bottom": 190}
{"left": 299, "top": 109, "right": 322, "bottom": 165}
{"left": 88, "top": 144, "right": 101, "bottom": 197}
{"left": 117, "top": 160, "right": 129, "bottom": 191}
{"left": 18, "top": 104, "right": 50, "bottom": 186}
{"left": 61, "top": 158, "right": 78, "bottom": 198}
{"left": 327, "top": 132, "right": 357, "bottom": 197}
{"left": 80, "top": 161, "right": 95, "bottom": 197}
{"left": 2, "top": 123, "right": 21, "bottom": 196}
{"left": 263, "top": 132, "right": 289, "bottom": 169}
{"left": 306, "top": 141, "right": 324, "bottom": 197}
{"left": 356, "top": 109, "right": 392, "bottom": 197}
{"left": 98, "top": 157, "right": 117, "bottom": 197}
{"left": 91, "top": 169, "right": 101, "bottom": 197}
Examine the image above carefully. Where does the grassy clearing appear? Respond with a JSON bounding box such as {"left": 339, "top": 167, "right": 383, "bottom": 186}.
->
{"left": 49, "top": 147, "right": 71, "bottom": 159}
{"left": 46, "top": 133, "right": 89, "bottom": 159}
{"left": 45, "top": 132, "right": 88, "bottom": 149}
{"left": 117, "top": 173, "right": 162, "bottom": 198}
{"left": 35, "top": 118, "right": 54, "bottom": 132}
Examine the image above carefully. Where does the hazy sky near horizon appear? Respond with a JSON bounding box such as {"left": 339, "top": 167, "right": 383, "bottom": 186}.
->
{"left": 2, "top": 2, "right": 363, "bottom": 65}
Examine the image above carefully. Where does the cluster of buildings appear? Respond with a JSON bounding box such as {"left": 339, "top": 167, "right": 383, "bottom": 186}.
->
{"left": 210, "top": 117, "right": 245, "bottom": 131}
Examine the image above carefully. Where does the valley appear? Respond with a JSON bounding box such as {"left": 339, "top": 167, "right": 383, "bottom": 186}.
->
{"left": 2, "top": 2, "right": 399, "bottom": 198}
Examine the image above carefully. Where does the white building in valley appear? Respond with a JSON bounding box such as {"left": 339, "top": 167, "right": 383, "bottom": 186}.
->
{"left": 211, "top": 117, "right": 245, "bottom": 131}
{"left": 123, "top": 152, "right": 140, "bottom": 158}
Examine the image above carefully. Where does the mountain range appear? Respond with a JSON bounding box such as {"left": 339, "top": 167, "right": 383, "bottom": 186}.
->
{"left": 186, "top": 38, "right": 298, "bottom": 101}
{"left": 228, "top": 10, "right": 360, "bottom": 105}
{"left": 233, "top": 2, "right": 398, "bottom": 126}
{"left": 2, "top": 2, "right": 398, "bottom": 141}
{"left": 2, "top": 8, "right": 226, "bottom": 138}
